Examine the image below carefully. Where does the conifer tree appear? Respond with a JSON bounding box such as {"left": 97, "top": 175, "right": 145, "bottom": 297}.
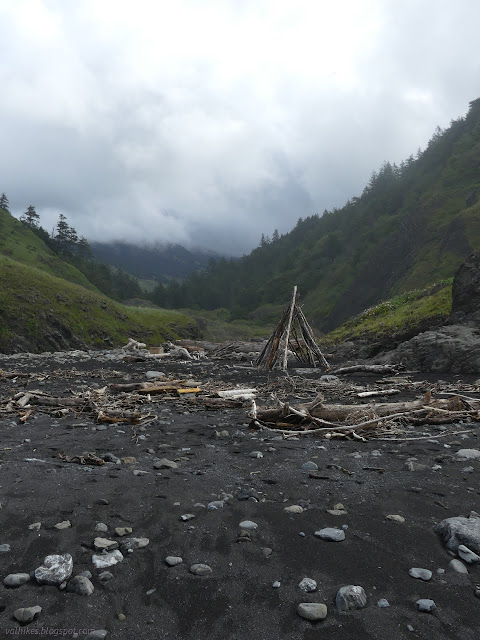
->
{"left": 20, "top": 205, "right": 40, "bottom": 227}
{"left": 0, "top": 193, "right": 9, "bottom": 211}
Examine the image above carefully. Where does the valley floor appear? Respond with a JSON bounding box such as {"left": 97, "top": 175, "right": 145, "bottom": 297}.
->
{"left": 0, "top": 348, "right": 479, "bottom": 640}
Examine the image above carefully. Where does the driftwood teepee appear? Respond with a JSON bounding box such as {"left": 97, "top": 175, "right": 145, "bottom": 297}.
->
{"left": 256, "top": 286, "right": 330, "bottom": 371}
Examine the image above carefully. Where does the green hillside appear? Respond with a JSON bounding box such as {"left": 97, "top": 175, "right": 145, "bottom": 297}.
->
{"left": 154, "top": 98, "right": 480, "bottom": 331}
{"left": 0, "top": 254, "right": 197, "bottom": 353}
{"left": 0, "top": 209, "right": 200, "bottom": 353}
{"left": 0, "top": 208, "right": 95, "bottom": 289}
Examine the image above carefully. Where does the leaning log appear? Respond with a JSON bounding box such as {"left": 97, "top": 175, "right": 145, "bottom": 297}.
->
{"left": 331, "top": 364, "right": 400, "bottom": 375}
{"left": 255, "top": 395, "right": 474, "bottom": 425}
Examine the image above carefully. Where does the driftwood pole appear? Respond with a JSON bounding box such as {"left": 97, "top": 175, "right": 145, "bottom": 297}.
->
{"left": 282, "top": 286, "right": 297, "bottom": 371}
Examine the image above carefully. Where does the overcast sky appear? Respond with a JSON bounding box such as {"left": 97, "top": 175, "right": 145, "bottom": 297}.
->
{"left": 1, "top": 0, "right": 479, "bottom": 255}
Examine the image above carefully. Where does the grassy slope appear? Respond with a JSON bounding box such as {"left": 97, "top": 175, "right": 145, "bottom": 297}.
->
{"left": 0, "top": 210, "right": 95, "bottom": 289}
{"left": 323, "top": 280, "right": 452, "bottom": 347}
{"left": 0, "top": 255, "right": 197, "bottom": 351}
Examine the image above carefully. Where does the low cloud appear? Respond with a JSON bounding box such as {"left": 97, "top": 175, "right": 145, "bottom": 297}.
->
{"left": 1, "top": 0, "right": 479, "bottom": 255}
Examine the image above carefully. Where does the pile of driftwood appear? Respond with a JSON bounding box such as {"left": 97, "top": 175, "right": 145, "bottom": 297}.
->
{"left": 0, "top": 369, "right": 260, "bottom": 425}
{"left": 257, "top": 286, "right": 329, "bottom": 370}
{"left": 251, "top": 391, "right": 480, "bottom": 439}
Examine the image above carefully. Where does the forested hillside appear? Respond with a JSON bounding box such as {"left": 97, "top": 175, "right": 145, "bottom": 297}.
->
{"left": 91, "top": 241, "right": 220, "bottom": 283}
{"left": 152, "top": 98, "right": 480, "bottom": 330}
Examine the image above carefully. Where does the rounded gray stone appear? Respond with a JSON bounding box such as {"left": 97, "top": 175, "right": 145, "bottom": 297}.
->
{"left": 239, "top": 520, "right": 258, "bottom": 530}
{"left": 190, "top": 563, "right": 212, "bottom": 576}
{"left": 97, "top": 571, "right": 113, "bottom": 583}
{"left": 66, "top": 575, "right": 94, "bottom": 596}
{"left": 284, "top": 505, "right": 304, "bottom": 514}
{"left": 302, "top": 461, "right": 318, "bottom": 471}
{"left": 377, "top": 598, "right": 390, "bottom": 608}
{"left": 415, "top": 598, "right": 436, "bottom": 612}
{"left": 165, "top": 556, "right": 183, "bottom": 566}
{"left": 336, "top": 585, "right": 367, "bottom": 611}
{"left": 208, "top": 501, "right": 224, "bottom": 510}
{"left": 449, "top": 559, "right": 469, "bottom": 574}
{"left": 409, "top": 568, "right": 432, "bottom": 581}
{"left": 14, "top": 605, "right": 42, "bottom": 622}
{"left": 154, "top": 458, "right": 178, "bottom": 470}
{"left": 314, "top": 528, "right": 345, "bottom": 542}
{"left": 297, "top": 602, "right": 328, "bottom": 621}
{"left": 3, "top": 573, "right": 31, "bottom": 588}
{"left": 456, "top": 449, "right": 480, "bottom": 460}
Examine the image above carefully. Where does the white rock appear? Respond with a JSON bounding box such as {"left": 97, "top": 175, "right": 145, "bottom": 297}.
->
{"left": 456, "top": 449, "right": 480, "bottom": 460}
{"left": 92, "top": 550, "right": 124, "bottom": 569}
{"left": 35, "top": 553, "right": 73, "bottom": 585}
{"left": 298, "top": 577, "right": 317, "bottom": 592}
{"left": 336, "top": 585, "right": 367, "bottom": 611}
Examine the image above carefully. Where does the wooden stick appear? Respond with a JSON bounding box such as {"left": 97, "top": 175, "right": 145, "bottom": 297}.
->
{"left": 282, "top": 286, "right": 297, "bottom": 371}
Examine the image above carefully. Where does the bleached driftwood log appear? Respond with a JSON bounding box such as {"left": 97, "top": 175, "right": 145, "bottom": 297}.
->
{"left": 164, "top": 342, "right": 193, "bottom": 359}
{"left": 123, "top": 338, "right": 147, "bottom": 352}
{"left": 357, "top": 389, "right": 400, "bottom": 398}
{"left": 331, "top": 364, "right": 400, "bottom": 375}
{"left": 217, "top": 388, "right": 257, "bottom": 400}
{"left": 252, "top": 393, "right": 478, "bottom": 436}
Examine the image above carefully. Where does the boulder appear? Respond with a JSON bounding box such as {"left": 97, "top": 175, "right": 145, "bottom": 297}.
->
{"left": 435, "top": 513, "right": 480, "bottom": 554}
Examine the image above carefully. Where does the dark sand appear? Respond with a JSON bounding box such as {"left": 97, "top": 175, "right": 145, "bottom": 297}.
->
{"left": 0, "top": 351, "right": 479, "bottom": 639}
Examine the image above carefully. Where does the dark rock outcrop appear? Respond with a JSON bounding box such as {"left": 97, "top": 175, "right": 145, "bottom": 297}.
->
{"left": 380, "top": 325, "right": 480, "bottom": 373}
{"left": 452, "top": 250, "right": 480, "bottom": 316}
{"left": 378, "top": 251, "right": 480, "bottom": 372}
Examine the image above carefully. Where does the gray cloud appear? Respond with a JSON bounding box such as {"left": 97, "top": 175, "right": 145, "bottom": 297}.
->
{"left": 0, "top": 0, "right": 479, "bottom": 255}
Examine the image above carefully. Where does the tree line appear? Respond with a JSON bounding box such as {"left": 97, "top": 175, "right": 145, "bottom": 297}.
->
{"left": 0, "top": 197, "right": 142, "bottom": 302}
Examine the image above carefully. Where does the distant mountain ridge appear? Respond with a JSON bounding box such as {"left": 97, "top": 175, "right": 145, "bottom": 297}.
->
{"left": 90, "top": 241, "right": 223, "bottom": 282}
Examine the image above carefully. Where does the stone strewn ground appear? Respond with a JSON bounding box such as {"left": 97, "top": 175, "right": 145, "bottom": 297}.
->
{"left": 0, "top": 349, "right": 479, "bottom": 639}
